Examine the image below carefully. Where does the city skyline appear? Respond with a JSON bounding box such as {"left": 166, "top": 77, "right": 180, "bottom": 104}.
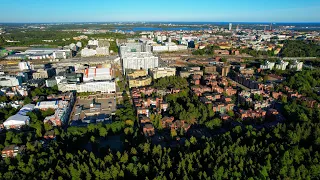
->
{"left": 0, "top": 0, "right": 320, "bottom": 23}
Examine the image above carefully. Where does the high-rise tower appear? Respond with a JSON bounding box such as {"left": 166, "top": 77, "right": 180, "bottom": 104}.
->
{"left": 229, "top": 23, "right": 232, "bottom": 31}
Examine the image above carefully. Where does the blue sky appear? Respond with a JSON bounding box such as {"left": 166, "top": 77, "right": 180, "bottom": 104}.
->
{"left": 0, "top": 0, "right": 320, "bottom": 22}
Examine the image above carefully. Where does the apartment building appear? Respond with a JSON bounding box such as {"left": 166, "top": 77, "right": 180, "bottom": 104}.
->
{"left": 1, "top": 145, "right": 25, "bottom": 158}
{"left": 128, "top": 76, "right": 152, "bottom": 88}
{"left": 149, "top": 67, "right": 176, "bottom": 79}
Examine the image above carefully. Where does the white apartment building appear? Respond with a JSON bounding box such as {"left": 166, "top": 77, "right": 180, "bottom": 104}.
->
{"left": 119, "top": 43, "right": 144, "bottom": 57}
{"left": 81, "top": 48, "right": 97, "bottom": 57}
{"left": 81, "top": 39, "right": 110, "bottom": 57}
{"left": 96, "top": 47, "right": 110, "bottom": 56}
{"left": 18, "top": 62, "right": 33, "bottom": 71}
{"left": 152, "top": 42, "right": 187, "bottom": 52}
{"left": 122, "top": 52, "right": 159, "bottom": 74}
{"left": 275, "top": 60, "right": 289, "bottom": 70}
{"left": 260, "top": 61, "right": 275, "bottom": 70}
{"left": 0, "top": 75, "right": 22, "bottom": 87}
{"left": 35, "top": 101, "right": 60, "bottom": 110}
{"left": 289, "top": 60, "right": 303, "bottom": 71}
{"left": 150, "top": 67, "right": 176, "bottom": 79}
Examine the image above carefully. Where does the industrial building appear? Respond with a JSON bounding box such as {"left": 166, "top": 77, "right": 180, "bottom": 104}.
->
{"left": 58, "top": 80, "right": 116, "bottom": 93}
{"left": 6, "top": 48, "right": 71, "bottom": 60}
{"left": 83, "top": 67, "right": 113, "bottom": 82}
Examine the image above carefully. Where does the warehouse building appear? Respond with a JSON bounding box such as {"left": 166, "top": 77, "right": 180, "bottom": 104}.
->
{"left": 83, "top": 67, "right": 113, "bottom": 82}
{"left": 2, "top": 104, "right": 35, "bottom": 129}
{"left": 58, "top": 80, "right": 116, "bottom": 93}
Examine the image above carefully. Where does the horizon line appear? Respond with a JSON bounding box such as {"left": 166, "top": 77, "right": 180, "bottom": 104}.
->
{"left": 1, "top": 21, "right": 320, "bottom": 24}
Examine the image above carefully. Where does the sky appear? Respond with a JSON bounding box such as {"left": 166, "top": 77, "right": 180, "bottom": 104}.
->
{"left": 0, "top": 0, "right": 320, "bottom": 23}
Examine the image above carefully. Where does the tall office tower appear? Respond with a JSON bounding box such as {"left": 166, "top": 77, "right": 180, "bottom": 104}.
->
{"left": 229, "top": 23, "right": 232, "bottom": 31}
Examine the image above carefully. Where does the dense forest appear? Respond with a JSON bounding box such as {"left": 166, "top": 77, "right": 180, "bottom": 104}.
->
{"left": 280, "top": 40, "right": 320, "bottom": 57}
{"left": 0, "top": 73, "right": 320, "bottom": 179}
{"left": 0, "top": 30, "right": 135, "bottom": 53}
{"left": 284, "top": 69, "right": 320, "bottom": 101}
{"left": 0, "top": 100, "right": 319, "bottom": 179}
{"left": 239, "top": 48, "right": 275, "bottom": 57}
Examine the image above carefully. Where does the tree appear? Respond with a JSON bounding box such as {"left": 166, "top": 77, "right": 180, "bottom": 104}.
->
{"left": 99, "top": 127, "right": 107, "bottom": 137}
{"left": 171, "top": 129, "right": 177, "bottom": 138}
{"left": 190, "top": 136, "right": 197, "bottom": 145}
{"left": 227, "top": 110, "right": 235, "bottom": 117}
{"left": 23, "top": 97, "right": 32, "bottom": 105}
{"left": 205, "top": 118, "right": 222, "bottom": 130}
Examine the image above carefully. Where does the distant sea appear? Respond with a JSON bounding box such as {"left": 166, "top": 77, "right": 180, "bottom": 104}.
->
{"left": 114, "top": 22, "right": 320, "bottom": 32}
{"left": 1, "top": 22, "right": 320, "bottom": 31}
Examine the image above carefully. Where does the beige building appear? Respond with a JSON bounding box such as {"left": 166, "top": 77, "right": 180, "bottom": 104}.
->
{"left": 149, "top": 67, "right": 176, "bottom": 79}
{"left": 127, "top": 69, "right": 147, "bottom": 79}
{"left": 204, "top": 66, "right": 217, "bottom": 73}
{"left": 180, "top": 70, "right": 203, "bottom": 78}
{"left": 129, "top": 76, "right": 152, "bottom": 88}
{"left": 216, "top": 65, "right": 231, "bottom": 77}
{"left": 32, "top": 69, "right": 55, "bottom": 79}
